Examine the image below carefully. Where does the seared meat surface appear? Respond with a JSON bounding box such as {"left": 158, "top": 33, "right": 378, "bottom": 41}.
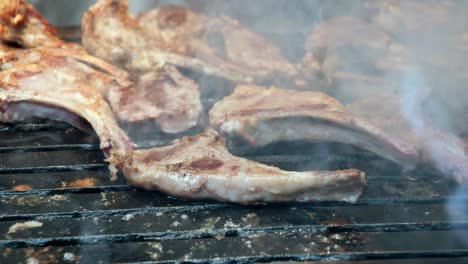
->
{"left": 305, "top": 1, "right": 468, "bottom": 134}
{"left": 303, "top": 16, "right": 406, "bottom": 101}
{"left": 123, "top": 129, "right": 366, "bottom": 204}
{"left": 348, "top": 92, "right": 468, "bottom": 184}
{"left": 0, "top": 0, "right": 130, "bottom": 84}
{"left": 210, "top": 85, "right": 418, "bottom": 169}
{"left": 345, "top": 93, "right": 416, "bottom": 147}
{"left": 362, "top": 0, "right": 468, "bottom": 135}
{"left": 108, "top": 66, "right": 202, "bottom": 133}
{"left": 0, "top": 0, "right": 62, "bottom": 47}
{"left": 138, "top": 5, "right": 297, "bottom": 80}
{"left": 0, "top": 49, "right": 133, "bottom": 176}
{"left": 82, "top": 0, "right": 297, "bottom": 83}
{"left": 364, "top": 0, "right": 462, "bottom": 37}
{"left": 304, "top": 16, "right": 391, "bottom": 76}
{"left": 0, "top": 0, "right": 201, "bottom": 133}
{"left": 363, "top": 0, "right": 468, "bottom": 71}
{"left": 211, "top": 85, "right": 468, "bottom": 184}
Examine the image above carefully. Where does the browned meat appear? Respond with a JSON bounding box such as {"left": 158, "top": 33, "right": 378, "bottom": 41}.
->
{"left": 138, "top": 6, "right": 297, "bottom": 78}
{"left": 0, "top": 0, "right": 62, "bottom": 47}
{"left": 210, "top": 85, "right": 418, "bottom": 168}
{"left": 364, "top": 0, "right": 462, "bottom": 36}
{"left": 0, "top": 0, "right": 201, "bottom": 133}
{"left": 304, "top": 16, "right": 393, "bottom": 76}
{"left": 363, "top": 0, "right": 468, "bottom": 67}
{"left": 82, "top": 0, "right": 297, "bottom": 83}
{"left": 44, "top": 45, "right": 201, "bottom": 133}
{"left": 108, "top": 66, "right": 202, "bottom": 133}
{"left": 302, "top": 16, "right": 408, "bottom": 101}
{"left": 304, "top": 3, "right": 468, "bottom": 136}
{"left": 210, "top": 85, "right": 468, "bottom": 184}
{"left": 345, "top": 93, "right": 416, "bottom": 147}
{"left": 0, "top": 49, "right": 133, "bottom": 177}
{"left": 123, "top": 129, "right": 366, "bottom": 203}
{"left": 0, "top": 0, "right": 130, "bottom": 84}
{"left": 362, "top": 0, "right": 468, "bottom": 136}
{"left": 347, "top": 93, "right": 468, "bottom": 184}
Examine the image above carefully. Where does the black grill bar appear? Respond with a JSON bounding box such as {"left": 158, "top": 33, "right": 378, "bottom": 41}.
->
{"left": 3, "top": 222, "right": 468, "bottom": 249}
{"left": 3, "top": 231, "right": 468, "bottom": 263}
{"left": 0, "top": 197, "right": 463, "bottom": 224}
{"left": 138, "top": 252, "right": 468, "bottom": 264}
{"left": 3, "top": 225, "right": 325, "bottom": 248}
{"left": 0, "top": 185, "right": 133, "bottom": 199}
{"left": 0, "top": 123, "right": 71, "bottom": 132}
{"left": 0, "top": 164, "right": 107, "bottom": 174}
{"left": 0, "top": 204, "right": 229, "bottom": 222}
{"left": 0, "top": 184, "right": 465, "bottom": 204}
{"left": 0, "top": 144, "right": 99, "bottom": 153}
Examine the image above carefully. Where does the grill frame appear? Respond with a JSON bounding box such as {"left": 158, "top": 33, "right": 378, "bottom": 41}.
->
{"left": 1, "top": 121, "right": 468, "bottom": 263}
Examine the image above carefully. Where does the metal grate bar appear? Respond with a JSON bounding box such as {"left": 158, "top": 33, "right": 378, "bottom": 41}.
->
{"left": 0, "top": 185, "right": 133, "bottom": 199}
{"left": 138, "top": 252, "right": 468, "bottom": 264}
{"left": 0, "top": 123, "right": 71, "bottom": 132}
{"left": 0, "top": 144, "right": 99, "bottom": 153}
{"left": 0, "top": 186, "right": 464, "bottom": 205}
{"left": 0, "top": 196, "right": 460, "bottom": 222}
{"left": 0, "top": 164, "right": 107, "bottom": 174}
{"left": 3, "top": 222, "right": 468, "bottom": 248}
{"left": 0, "top": 204, "right": 228, "bottom": 222}
{"left": 3, "top": 230, "right": 468, "bottom": 263}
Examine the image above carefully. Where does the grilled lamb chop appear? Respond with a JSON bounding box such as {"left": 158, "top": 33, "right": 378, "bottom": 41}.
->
{"left": 108, "top": 66, "right": 202, "bottom": 133}
{"left": 0, "top": 49, "right": 133, "bottom": 177}
{"left": 0, "top": 0, "right": 62, "bottom": 47}
{"left": 123, "top": 129, "right": 366, "bottom": 204}
{"left": 347, "top": 92, "right": 468, "bottom": 184}
{"left": 210, "top": 85, "right": 418, "bottom": 169}
{"left": 210, "top": 85, "right": 468, "bottom": 184}
{"left": 0, "top": 0, "right": 201, "bottom": 133}
{"left": 0, "top": 0, "right": 130, "bottom": 84}
{"left": 81, "top": 0, "right": 297, "bottom": 84}
{"left": 302, "top": 16, "right": 408, "bottom": 101}
{"left": 364, "top": 0, "right": 462, "bottom": 37}
{"left": 363, "top": 0, "right": 468, "bottom": 69}
{"left": 304, "top": 16, "right": 393, "bottom": 76}
{"left": 302, "top": 17, "right": 404, "bottom": 102}
{"left": 362, "top": 0, "right": 468, "bottom": 136}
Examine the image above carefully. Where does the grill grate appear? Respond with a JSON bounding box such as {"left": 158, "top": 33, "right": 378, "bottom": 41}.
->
{"left": 1, "top": 121, "right": 468, "bottom": 263}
